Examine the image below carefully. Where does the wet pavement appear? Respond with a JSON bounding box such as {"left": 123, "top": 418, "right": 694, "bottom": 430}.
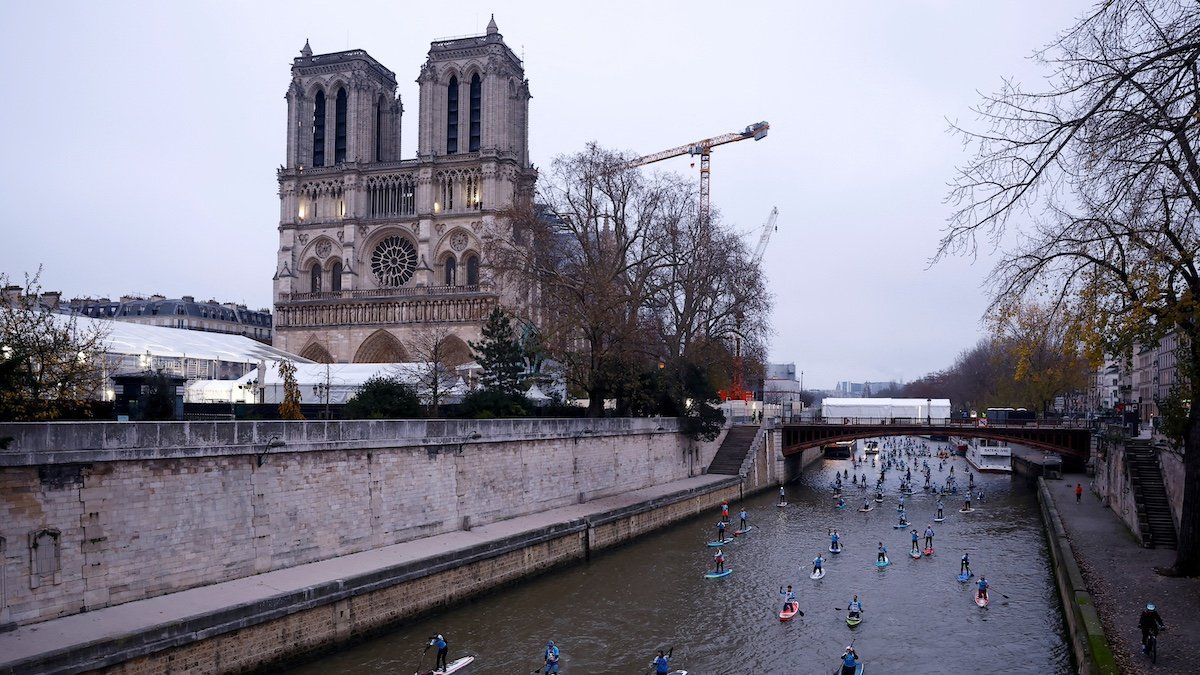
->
{"left": 1053, "top": 475, "right": 1200, "bottom": 674}
{"left": 290, "top": 439, "right": 1071, "bottom": 674}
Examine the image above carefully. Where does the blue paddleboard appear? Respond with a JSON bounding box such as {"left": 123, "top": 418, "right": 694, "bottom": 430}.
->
{"left": 705, "top": 568, "right": 732, "bottom": 579}
{"left": 876, "top": 557, "right": 890, "bottom": 568}
{"left": 706, "top": 539, "right": 731, "bottom": 547}
{"left": 957, "top": 571, "right": 974, "bottom": 582}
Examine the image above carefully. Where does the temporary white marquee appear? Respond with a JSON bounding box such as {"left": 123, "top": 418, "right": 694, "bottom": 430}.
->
{"left": 821, "top": 397, "right": 951, "bottom": 422}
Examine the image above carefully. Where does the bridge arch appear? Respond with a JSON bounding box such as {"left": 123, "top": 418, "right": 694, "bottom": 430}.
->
{"left": 781, "top": 423, "right": 1090, "bottom": 463}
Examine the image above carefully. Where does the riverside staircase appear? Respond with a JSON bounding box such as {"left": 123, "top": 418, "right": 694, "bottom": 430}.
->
{"left": 1126, "top": 442, "right": 1178, "bottom": 549}
{"left": 707, "top": 425, "right": 760, "bottom": 475}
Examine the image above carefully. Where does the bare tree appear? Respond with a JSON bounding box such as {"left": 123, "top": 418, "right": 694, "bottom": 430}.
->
{"left": 404, "top": 325, "right": 463, "bottom": 417}
{"left": 491, "top": 144, "right": 676, "bottom": 417}
{"left": 939, "top": 0, "right": 1200, "bottom": 574}
{"left": 1, "top": 269, "right": 108, "bottom": 421}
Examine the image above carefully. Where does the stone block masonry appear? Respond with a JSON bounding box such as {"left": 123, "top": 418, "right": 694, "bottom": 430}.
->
{"left": 0, "top": 418, "right": 723, "bottom": 629}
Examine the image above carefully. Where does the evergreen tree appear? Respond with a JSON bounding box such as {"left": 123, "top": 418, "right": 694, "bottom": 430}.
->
{"left": 469, "top": 307, "right": 525, "bottom": 397}
{"left": 278, "top": 359, "right": 305, "bottom": 420}
{"left": 344, "top": 376, "right": 421, "bottom": 419}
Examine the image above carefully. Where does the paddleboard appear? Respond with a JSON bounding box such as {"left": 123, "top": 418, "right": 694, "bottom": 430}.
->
{"left": 733, "top": 526, "right": 754, "bottom": 536}
{"left": 923, "top": 547, "right": 934, "bottom": 556}
{"left": 875, "top": 557, "right": 890, "bottom": 568}
{"left": 874, "top": 497, "right": 883, "bottom": 503}
{"left": 846, "top": 613, "right": 862, "bottom": 627}
{"left": 706, "top": 539, "right": 730, "bottom": 547}
{"left": 858, "top": 506, "right": 873, "bottom": 512}
{"left": 893, "top": 522, "right": 909, "bottom": 529}
{"left": 421, "top": 656, "right": 475, "bottom": 675}
{"left": 832, "top": 662, "right": 865, "bottom": 674}
{"left": 777, "top": 502, "right": 788, "bottom": 508}
{"left": 704, "top": 568, "right": 732, "bottom": 579}
{"left": 829, "top": 543, "right": 842, "bottom": 554}
{"left": 957, "top": 571, "right": 974, "bottom": 582}
{"left": 934, "top": 517, "right": 945, "bottom": 523}
{"left": 779, "top": 602, "right": 800, "bottom": 621}
{"left": 960, "top": 508, "right": 975, "bottom": 513}
{"left": 810, "top": 567, "right": 826, "bottom": 580}
{"left": 975, "top": 594, "right": 989, "bottom": 607}
{"left": 909, "top": 549, "right": 921, "bottom": 559}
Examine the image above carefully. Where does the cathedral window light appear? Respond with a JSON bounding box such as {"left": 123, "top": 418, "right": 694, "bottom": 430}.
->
{"left": 312, "top": 90, "right": 326, "bottom": 167}
{"left": 334, "top": 87, "right": 348, "bottom": 164}
{"left": 446, "top": 76, "right": 459, "bottom": 154}
{"left": 469, "top": 74, "right": 481, "bottom": 152}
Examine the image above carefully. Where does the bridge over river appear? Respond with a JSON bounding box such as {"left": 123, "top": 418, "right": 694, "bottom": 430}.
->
{"left": 782, "top": 419, "right": 1092, "bottom": 471}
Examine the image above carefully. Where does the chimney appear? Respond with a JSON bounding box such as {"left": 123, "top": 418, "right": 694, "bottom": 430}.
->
{"left": 181, "top": 295, "right": 195, "bottom": 303}
{"left": 2, "top": 285, "right": 22, "bottom": 305}
{"left": 150, "top": 294, "right": 165, "bottom": 302}
{"left": 41, "top": 291, "right": 62, "bottom": 310}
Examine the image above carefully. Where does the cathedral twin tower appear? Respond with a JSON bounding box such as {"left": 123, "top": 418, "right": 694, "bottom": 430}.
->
{"left": 273, "top": 17, "right": 536, "bottom": 365}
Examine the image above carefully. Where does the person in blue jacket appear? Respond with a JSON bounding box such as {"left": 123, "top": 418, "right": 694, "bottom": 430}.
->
{"left": 716, "top": 519, "right": 727, "bottom": 543}
{"left": 936, "top": 498, "right": 944, "bottom": 520}
{"left": 812, "top": 553, "right": 825, "bottom": 575}
{"left": 847, "top": 594, "right": 864, "bottom": 620}
{"left": 977, "top": 576, "right": 989, "bottom": 602}
{"left": 738, "top": 508, "right": 749, "bottom": 531}
{"left": 540, "top": 640, "right": 560, "bottom": 673}
{"left": 910, "top": 529, "right": 920, "bottom": 553}
{"left": 779, "top": 584, "right": 801, "bottom": 614}
{"left": 961, "top": 552, "right": 971, "bottom": 575}
{"left": 840, "top": 646, "right": 860, "bottom": 674}
{"left": 924, "top": 524, "right": 935, "bottom": 549}
{"left": 424, "top": 634, "right": 448, "bottom": 672}
{"left": 830, "top": 530, "right": 842, "bottom": 552}
{"left": 877, "top": 541, "right": 888, "bottom": 563}
{"left": 652, "top": 648, "right": 673, "bottom": 674}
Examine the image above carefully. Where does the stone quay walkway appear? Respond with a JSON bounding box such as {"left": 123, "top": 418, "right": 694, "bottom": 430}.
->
{"left": 0, "top": 473, "right": 734, "bottom": 674}
{"left": 1051, "top": 474, "right": 1200, "bottom": 674}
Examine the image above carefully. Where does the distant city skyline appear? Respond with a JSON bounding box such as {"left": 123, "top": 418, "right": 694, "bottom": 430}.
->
{"left": 0, "top": 0, "right": 1092, "bottom": 386}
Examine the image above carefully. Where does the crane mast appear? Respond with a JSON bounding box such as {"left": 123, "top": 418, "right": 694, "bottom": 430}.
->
{"left": 628, "top": 121, "right": 769, "bottom": 225}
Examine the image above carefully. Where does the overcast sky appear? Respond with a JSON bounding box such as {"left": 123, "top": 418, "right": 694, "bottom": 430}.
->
{"left": 0, "top": 0, "right": 1092, "bottom": 388}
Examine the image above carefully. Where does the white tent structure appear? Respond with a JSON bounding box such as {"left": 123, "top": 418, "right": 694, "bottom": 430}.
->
{"left": 821, "top": 397, "right": 951, "bottom": 422}
{"left": 188, "top": 361, "right": 461, "bottom": 405}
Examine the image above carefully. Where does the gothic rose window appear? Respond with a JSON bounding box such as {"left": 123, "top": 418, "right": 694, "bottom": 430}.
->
{"left": 371, "top": 236, "right": 417, "bottom": 287}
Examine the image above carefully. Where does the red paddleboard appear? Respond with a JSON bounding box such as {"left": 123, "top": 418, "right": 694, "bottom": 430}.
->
{"left": 779, "top": 602, "right": 800, "bottom": 622}
{"left": 924, "top": 547, "right": 934, "bottom": 556}
{"left": 975, "top": 594, "right": 989, "bottom": 607}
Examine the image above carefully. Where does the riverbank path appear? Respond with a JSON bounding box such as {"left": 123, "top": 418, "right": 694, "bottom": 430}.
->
{"left": 1051, "top": 474, "right": 1200, "bottom": 674}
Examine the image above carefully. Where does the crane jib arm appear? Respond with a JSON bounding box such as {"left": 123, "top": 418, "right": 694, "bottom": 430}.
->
{"left": 628, "top": 121, "right": 769, "bottom": 168}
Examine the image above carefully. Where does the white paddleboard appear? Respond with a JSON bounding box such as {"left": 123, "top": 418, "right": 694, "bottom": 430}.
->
{"left": 810, "top": 567, "right": 826, "bottom": 579}
{"left": 422, "top": 656, "right": 474, "bottom": 675}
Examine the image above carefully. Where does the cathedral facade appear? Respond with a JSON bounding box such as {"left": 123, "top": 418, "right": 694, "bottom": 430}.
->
{"left": 272, "top": 17, "right": 535, "bottom": 364}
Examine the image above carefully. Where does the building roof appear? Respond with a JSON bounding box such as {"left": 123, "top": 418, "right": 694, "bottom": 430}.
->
{"left": 59, "top": 313, "right": 304, "bottom": 365}
{"left": 68, "top": 296, "right": 271, "bottom": 327}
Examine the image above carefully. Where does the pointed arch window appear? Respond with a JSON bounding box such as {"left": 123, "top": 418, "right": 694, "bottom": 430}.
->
{"left": 334, "top": 87, "right": 348, "bottom": 164}
{"left": 465, "top": 254, "right": 480, "bottom": 286}
{"left": 330, "top": 261, "right": 343, "bottom": 292}
{"left": 446, "top": 76, "right": 459, "bottom": 154}
{"left": 312, "top": 90, "right": 326, "bottom": 167}
{"left": 443, "top": 256, "right": 457, "bottom": 286}
{"left": 469, "top": 74, "right": 481, "bottom": 152}
{"left": 375, "top": 94, "right": 385, "bottom": 161}
{"left": 310, "top": 263, "right": 322, "bottom": 293}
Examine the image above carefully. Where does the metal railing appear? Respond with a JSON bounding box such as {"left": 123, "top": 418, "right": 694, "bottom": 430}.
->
{"left": 785, "top": 416, "right": 1096, "bottom": 430}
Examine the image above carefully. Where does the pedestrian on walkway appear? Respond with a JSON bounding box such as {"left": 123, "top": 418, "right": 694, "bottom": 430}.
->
{"left": 1075, "top": 483, "right": 1083, "bottom": 503}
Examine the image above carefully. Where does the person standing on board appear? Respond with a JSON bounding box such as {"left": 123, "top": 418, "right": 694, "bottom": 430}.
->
{"left": 779, "top": 585, "right": 799, "bottom": 613}
{"left": 778, "top": 485, "right": 786, "bottom": 505}
{"left": 976, "top": 576, "right": 989, "bottom": 602}
{"left": 961, "top": 552, "right": 971, "bottom": 576}
{"left": 721, "top": 501, "right": 730, "bottom": 522}
{"left": 1075, "top": 483, "right": 1083, "bottom": 503}
{"left": 910, "top": 529, "right": 920, "bottom": 554}
{"left": 847, "top": 594, "right": 864, "bottom": 620}
{"left": 738, "top": 508, "right": 749, "bottom": 531}
{"left": 424, "top": 634, "right": 449, "bottom": 672}
{"left": 716, "top": 519, "right": 727, "bottom": 543}
{"left": 877, "top": 541, "right": 888, "bottom": 563}
{"left": 713, "top": 548, "right": 726, "bottom": 573}
{"left": 840, "top": 646, "right": 860, "bottom": 675}
{"left": 542, "top": 640, "right": 560, "bottom": 674}
{"left": 936, "top": 498, "right": 944, "bottom": 520}
{"left": 924, "top": 524, "right": 935, "bottom": 550}
{"left": 653, "top": 649, "right": 673, "bottom": 674}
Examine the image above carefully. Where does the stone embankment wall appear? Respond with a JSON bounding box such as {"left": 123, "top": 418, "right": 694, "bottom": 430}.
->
{"left": 0, "top": 418, "right": 720, "bottom": 628}
{"left": 1090, "top": 440, "right": 1144, "bottom": 542}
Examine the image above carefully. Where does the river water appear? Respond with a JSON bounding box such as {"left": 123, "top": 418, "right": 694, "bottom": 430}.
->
{"left": 291, "top": 439, "right": 1071, "bottom": 674}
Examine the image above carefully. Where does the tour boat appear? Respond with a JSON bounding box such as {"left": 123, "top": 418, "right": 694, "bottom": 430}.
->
{"left": 964, "top": 438, "right": 1012, "bottom": 473}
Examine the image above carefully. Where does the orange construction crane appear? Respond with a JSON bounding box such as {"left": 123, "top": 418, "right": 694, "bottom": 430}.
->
{"left": 628, "top": 121, "right": 769, "bottom": 225}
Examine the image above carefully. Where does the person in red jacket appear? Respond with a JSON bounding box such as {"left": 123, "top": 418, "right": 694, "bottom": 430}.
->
{"left": 1075, "top": 483, "right": 1083, "bottom": 503}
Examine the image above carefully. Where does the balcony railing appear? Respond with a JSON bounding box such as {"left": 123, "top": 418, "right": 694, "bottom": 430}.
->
{"left": 280, "top": 284, "right": 489, "bottom": 303}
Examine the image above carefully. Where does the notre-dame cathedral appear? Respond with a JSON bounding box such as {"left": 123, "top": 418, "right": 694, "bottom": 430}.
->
{"left": 272, "top": 16, "right": 536, "bottom": 364}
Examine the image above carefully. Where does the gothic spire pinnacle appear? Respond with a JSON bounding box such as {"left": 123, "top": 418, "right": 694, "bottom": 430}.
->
{"left": 300, "top": 39, "right": 312, "bottom": 57}
{"left": 486, "top": 14, "right": 499, "bottom": 35}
